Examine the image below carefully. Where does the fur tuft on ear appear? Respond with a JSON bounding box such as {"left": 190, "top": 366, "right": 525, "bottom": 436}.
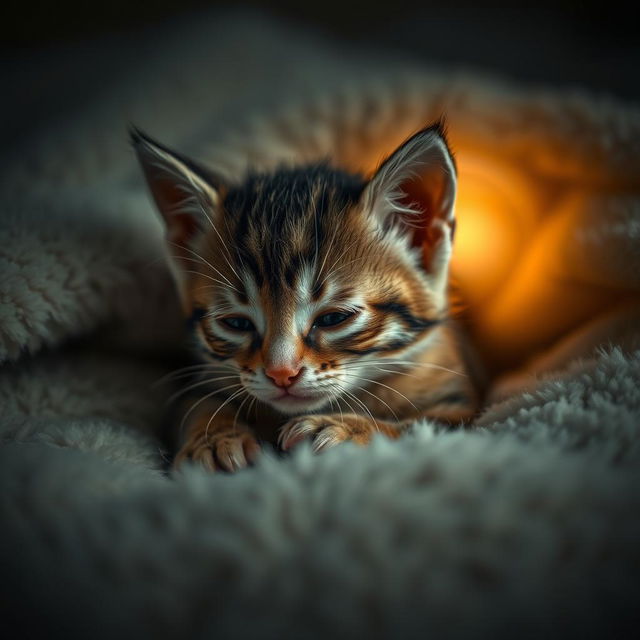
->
{"left": 361, "top": 121, "right": 457, "bottom": 291}
{"left": 130, "top": 126, "right": 222, "bottom": 248}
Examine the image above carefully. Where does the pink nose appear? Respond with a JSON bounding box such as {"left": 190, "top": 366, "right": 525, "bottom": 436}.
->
{"left": 265, "top": 365, "right": 302, "bottom": 388}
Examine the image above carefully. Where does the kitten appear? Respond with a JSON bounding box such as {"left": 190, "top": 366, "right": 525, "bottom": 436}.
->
{"left": 132, "top": 122, "right": 480, "bottom": 472}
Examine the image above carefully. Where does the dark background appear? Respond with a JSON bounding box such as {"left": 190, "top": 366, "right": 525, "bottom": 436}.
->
{"left": 3, "top": 0, "right": 639, "bottom": 101}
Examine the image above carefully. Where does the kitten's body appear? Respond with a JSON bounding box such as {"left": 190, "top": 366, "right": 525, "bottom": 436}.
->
{"left": 133, "top": 122, "right": 481, "bottom": 471}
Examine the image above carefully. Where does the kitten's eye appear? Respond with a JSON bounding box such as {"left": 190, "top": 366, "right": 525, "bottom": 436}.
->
{"left": 313, "top": 311, "right": 353, "bottom": 328}
{"left": 220, "top": 316, "right": 255, "bottom": 332}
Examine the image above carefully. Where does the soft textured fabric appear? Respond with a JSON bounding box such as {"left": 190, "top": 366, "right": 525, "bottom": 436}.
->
{"left": 1, "top": 10, "right": 639, "bottom": 639}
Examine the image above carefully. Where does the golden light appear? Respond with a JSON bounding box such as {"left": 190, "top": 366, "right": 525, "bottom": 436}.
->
{"left": 452, "top": 158, "right": 626, "bottom": 371}
{"left": 452, "top": 153, "right": 539, "bottom": 307}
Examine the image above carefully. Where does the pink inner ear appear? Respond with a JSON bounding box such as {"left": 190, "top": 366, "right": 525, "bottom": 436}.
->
{"left": 154, "top": 179, "right": 187, "bottom": 218}
{"left": 150, "top": 178, "right": 201, "bottom": 246}
{"left": 397, "top": 175, "right": 456, "bottom": 274}
{"left": 397, "top": 177, "right": 435, "bottom": 249}
{"left": 421, "top": 224, "right": 446, "bottom": 273}
{"left": 168, "top": 212, "right": 201, "bottom": 246}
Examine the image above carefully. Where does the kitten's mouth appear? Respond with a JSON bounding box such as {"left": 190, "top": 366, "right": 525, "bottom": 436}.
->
{"left": 268, "top": 389, "right": 327, "bottom": 412}
{"left": 275, "top": 390, "right": 313, "bottom": 403}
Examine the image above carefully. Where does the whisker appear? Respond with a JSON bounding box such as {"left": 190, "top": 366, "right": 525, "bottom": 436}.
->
{"left": 331, "top": 392, "right": 345, "bottom": 426}
{"left": 232, "top": 393, "right": 252, "bottom": 433}
{"left": 383, "top": 361, "right": 467, "bottom": 377}
{"left": 323, "top": 252, "right": 368, "bottom": 283}
{"left": 341, "top": 372, "right": 419, "bottom": 412}
{"left": 334, "top": 391, "right": 358, "bottom": 422}
{"left": 161, "top": 370, "right": 228, "bottom": 385}
{"left": 313, "top": 191, "right": 320, "bottom": 266}
{"left": 371, "top": 366, "right": 421, "bottom": 379}
{"left": 174, "top": 196, "right": 243, "bottom": 285}
{"left": 319, "top": 235, "right": 364, "bottom": 286}
{"left": 344, "top": 360, "right": 467, "bottom": 377}
{"left": 337, "top": 384, "right": 380, "bottom": 432}
{"left": 181, "top": 269, "right": 240, "bottom": 292}
{"left": 168, "top": 240, "right": 235, "bottom": 287}
{"left": 168, "top": 375, "right": 240, "bottom": 404}
{"left": 204, "top": 388, "right": 247, "bottom": 445}
{"left": 203, "top": 306, "right": 239, "bottom": 319}
{"left": 153, "top": 364, "right": 235, "bottom": 386}
{"left": 247, "top": 396, "right": 258, "bottom": 423}
{"left": 179, "top": 383, "right": 243, "bottom": 438}
{"left": 168, "top": 256, "right": 237, "bottom": 289}
{"left": 340, "top": 377, "right": 400, "bottom": 420}
{"left": 314, "top": 209, "right": 342, "bottom": 282}
{"left": 222, "top": 215, "right": 247, "bottom": 273}
{"left": 196, "top": 203, "right": 244, "bottom": 283}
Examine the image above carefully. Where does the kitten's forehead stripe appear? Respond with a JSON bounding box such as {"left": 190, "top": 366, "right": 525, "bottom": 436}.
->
{"left": 284, "top": 253, "right": 305, "bottom": 288}
{"left": 225, "top": 165, "right": 365, "bottom": 294}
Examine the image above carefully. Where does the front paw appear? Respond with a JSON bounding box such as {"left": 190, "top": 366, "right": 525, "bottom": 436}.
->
{"left": 174, "top": 429, "right": 261, "bottom": 473}
{"left": 279, "top": 413, "right": 380, "bottom": 453}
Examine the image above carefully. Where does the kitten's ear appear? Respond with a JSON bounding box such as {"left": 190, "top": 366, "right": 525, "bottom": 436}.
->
{"left": 130, "top": 127, "right": 224, "bottom": 309}
{"left": 130, "top": 126, "right": 221, "bottom": 249}
{"left": 361, "top": 122, "right": 457, "bottom": 292}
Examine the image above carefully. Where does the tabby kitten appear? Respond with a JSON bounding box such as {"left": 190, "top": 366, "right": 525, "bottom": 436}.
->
{"left": 132, "top": 122, "right": 479, "bottom": 471}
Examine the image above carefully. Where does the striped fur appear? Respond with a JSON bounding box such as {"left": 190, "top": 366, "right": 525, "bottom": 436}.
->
{"left": 133, "top": 122, "right": 479, "bottom": 471}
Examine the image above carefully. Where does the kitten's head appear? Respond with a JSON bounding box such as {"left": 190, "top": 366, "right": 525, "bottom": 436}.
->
{"left": 132, "top": 123, "right": 457, "bottom": 414}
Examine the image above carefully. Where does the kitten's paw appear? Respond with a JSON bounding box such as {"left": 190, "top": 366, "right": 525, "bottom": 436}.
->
{"left": 279, "top": 413, "right": 380, "bottom": 453}
{"left": 174, "top": 429, "right": 261, "bottom": 473}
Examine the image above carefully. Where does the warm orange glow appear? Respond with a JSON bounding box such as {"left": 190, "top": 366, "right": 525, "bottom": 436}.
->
{"left": 452, "top": 153, "right": 539, "bottom": 306}
{"left": 451, "top": 156, "right": 626, "bottom": 371}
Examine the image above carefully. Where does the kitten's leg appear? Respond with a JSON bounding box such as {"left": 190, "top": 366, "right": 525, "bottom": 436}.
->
{"left": 173, "top": 397, "right": 261, "bottom": 472}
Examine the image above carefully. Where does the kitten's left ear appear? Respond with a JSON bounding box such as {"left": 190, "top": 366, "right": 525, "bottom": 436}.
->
{"left": 130, "top": 126, "right": 222, "bottom": 248}
{"left": 130, "top": 126, "right": 224, "bottom": 309}
{"left": 362, "top": 122, "right": 457, "bottom": 291}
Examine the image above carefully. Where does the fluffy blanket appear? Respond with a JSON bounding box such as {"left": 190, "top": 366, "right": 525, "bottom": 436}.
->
{"left": 1, "top": 10, "right": 639, "bottom": 638}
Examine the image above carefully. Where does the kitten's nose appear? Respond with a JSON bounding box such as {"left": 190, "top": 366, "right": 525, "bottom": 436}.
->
{"left": 265, "top": 365, "right": 303, "bottom": 388}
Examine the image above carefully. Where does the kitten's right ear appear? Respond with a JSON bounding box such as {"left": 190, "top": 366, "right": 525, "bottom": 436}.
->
{"left": 361, "top": 122, "right": 457, "bottom": 298}
{"left": 130, "top": 126, "right": 221, "bottom": 248}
